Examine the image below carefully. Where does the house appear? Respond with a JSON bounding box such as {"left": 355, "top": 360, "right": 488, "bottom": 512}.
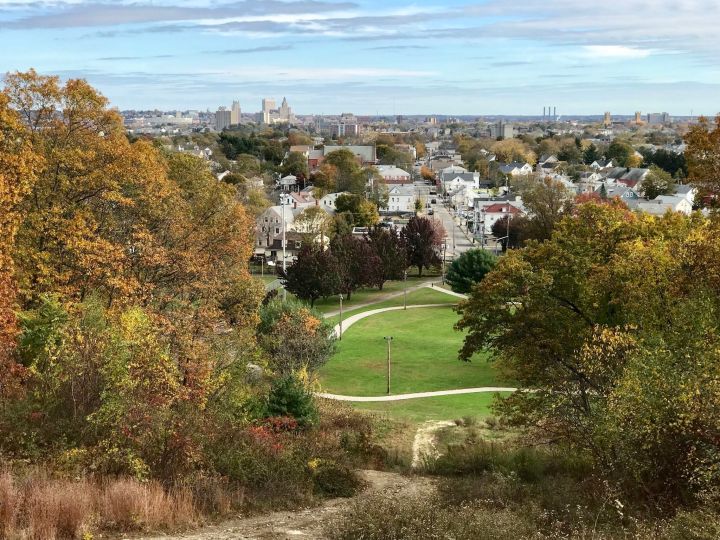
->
{"left": 674, "top": 185, "right": 697, "bottom": 204}
{"left": 279, "top": 174, "right": 298, "bottom": 190}
{"left": 255, "top": 204, "right": 302, "bottom": 254}
{"left": 498, "top": 162, "right": 533, "bottom": 176}
{"left": 477, "top": 202, "right": 522, "bottom": 235}
{"left": 597, "top": 183, "right": 640, "bottom": 203}
{"left": 636, "top": 195, "right": 693, "bottom": 216}
{"left": 590, "top": 159, "right": 614, "bottom": 170}
{"left": 441, "top": 170, "right": 480, "bottom": 195}
{"left": 538, "top": 154, "right": 559, "bottom": 171}
{"left": 386, "top": 185, "right": 416, "bottom": 213}
{"left": 376, "top": 165, "right": 412, "bottom": 184}
{"left": 603, "top": 167, "right": 650, "bottom": 189}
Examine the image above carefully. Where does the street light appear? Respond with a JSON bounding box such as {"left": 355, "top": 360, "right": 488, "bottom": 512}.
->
{"left": 384, "top": 336, "right": 393, "bottom": 395}
{"left": 338, "top": 294, "right": 344, "bottom": 340}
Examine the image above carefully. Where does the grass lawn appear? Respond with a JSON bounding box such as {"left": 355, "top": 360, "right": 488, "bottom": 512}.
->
{"left": 310, "top": 276, "right": 432, "bottom": 315}
{"left": 325, "top": 287, "right": 459, "bottom": 326}
{"left": 351, "top": 391, "right": 512, "bottom": 422}
{"left": 319, "top": 306, "right": 498, "bottom": 396}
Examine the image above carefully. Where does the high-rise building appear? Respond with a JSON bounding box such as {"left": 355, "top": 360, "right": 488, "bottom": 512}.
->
{"left": 635, "top": 111, "right": 643, "bottom": 124}
{"left": 215, "top": 107, "right": 231, "bottom": 131}
{"left": 262, "top": 98, "right": 276, "bottom": 124}
{"left": 261, "top": 97, "right": 295, "bottom": 124}
{"left": 647, "top": 112, "right": 671, "bottom": 125}
{"left": 490, "top": 120, "right": 513, "bottom": 140}
{"left": 603, "top": 112, "right": 612, "bottom": 127}
{"left": 231, "top": 100, "right": 241, "bottom": 125}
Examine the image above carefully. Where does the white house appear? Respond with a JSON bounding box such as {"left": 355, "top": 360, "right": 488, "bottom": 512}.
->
{"left": 386, "top": 185, "right": 416, "bottom": 213}
{"left": 637, "top": 195, "right": 693, "bottom": 216}
{"left": 498, "top": 162, "right": 533, "bottom": 176}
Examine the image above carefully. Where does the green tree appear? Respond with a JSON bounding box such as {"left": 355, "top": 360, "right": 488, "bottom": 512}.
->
{"left": 280, "top": 151, "right": 309, "bottom": 179}
{"left": 367, "top": 228, "right": 408, "bottom": 289}
{"left": 280, "top": 246, "right": 340, "bottom": 307}
{"left": 583, "top": 143, "right": 601, "bottom": 164}
{"left": 641, "top": 165, "right": 675, "bottom": 199}
{"left": 606, "top": 139, "right": 634, "bottom": 167}
{"left": 445, "top": 249, "right": 497, "bottom": 294}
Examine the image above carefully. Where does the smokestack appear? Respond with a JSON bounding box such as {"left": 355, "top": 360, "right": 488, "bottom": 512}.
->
{"left": 553, "top": 106, "right": 556, "bottom": 117}
{"left": 543, "top": 106, "right": 546, "bottom": 118}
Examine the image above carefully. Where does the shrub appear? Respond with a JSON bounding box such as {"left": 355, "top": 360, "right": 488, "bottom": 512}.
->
{"left": 311, "top": 461, "right": 362, "bottom": 498}
{"left": 265, "top": 375, "right": 318, "bottom": 428}
{"left": 445, "top": 249, "right": 496, "bottom": 294}
{"left": 0, "top": 471, "right": 18, "bottom": 538}
{"left": 24, "top": 479, "right": 95, "bottom": 540}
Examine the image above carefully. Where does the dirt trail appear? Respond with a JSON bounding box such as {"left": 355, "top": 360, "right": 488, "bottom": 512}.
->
{"left": 135, "top": 470, "right": 436, "bottom": 540}
{"left": 412, "top": 420, "right": 456, "bottom": 468}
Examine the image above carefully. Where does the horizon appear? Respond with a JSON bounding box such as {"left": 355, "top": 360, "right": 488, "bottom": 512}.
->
{"left": 1, "top": 0, "right": 720, "bottom": 115}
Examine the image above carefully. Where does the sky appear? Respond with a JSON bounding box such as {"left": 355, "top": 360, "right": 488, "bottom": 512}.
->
{"left": 1, "top": 0, "right": 719, "bottom": 115}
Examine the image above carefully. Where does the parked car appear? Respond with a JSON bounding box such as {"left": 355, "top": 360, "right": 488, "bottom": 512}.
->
{"left": 428, "top": 209, "right": 434, "bottom": 216}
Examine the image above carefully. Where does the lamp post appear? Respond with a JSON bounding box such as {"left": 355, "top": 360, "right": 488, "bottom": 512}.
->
{"left": 338, "top": 294, "right": 344, "bottom": 340}
{"left": 403, "top": 270, "right": 408, "bottom": 310}
{"left": 384, "top": 336, "right": 393, "bottom": 395}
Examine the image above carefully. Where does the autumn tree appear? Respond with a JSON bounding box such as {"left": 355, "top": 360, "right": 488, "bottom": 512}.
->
{"left": 366, "top": 227, "right": 408, "bottom": 289}
{"left": 258, "top": 298, "right": 335, "bottom": 375}
{"left": 491, "top": 139, "right": 536, "bottom": 165}
{"left": 402, "top": 216, "right": 444, "bottom": 276}
{"left": 280, "top": 246, "right": 340, "bottom": 307}
{"left": 0, "top": 88, "right": 40, "bottom": 399}
{"left": 457, "top": 202, "right": 720, "bottom": 501}
{"left": 606, "top": 139, "right": 635, "bottom": 167}
{"left": 330, "top": 234, "right": 383, "bottom": 299}
{"left": 335, "top": 194, "right": 380, "bottom": 227}
{"left": 519, "top": 177, "right": 575, "bottom": 241}
{"left": 294, "top": 207, "right": 333, "bottom": 245}
{"left": 685, "top": 114, "right": 720, "bottom": 197}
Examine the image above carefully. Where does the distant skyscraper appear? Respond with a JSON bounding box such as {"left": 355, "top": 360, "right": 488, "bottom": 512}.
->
{"left": 231, "top": 100, "right": 241, "bottom": 125}
{"left": 490, "top": 120, "right": 513, "bottom": 140}
{"left": 603, "top": 112, "right": 612, "bottom": 127}
{"left": 261, "top": 98, "right": 276, "bottom": 124}
{"left": 215, "top": 106, "right": 231, "bottom": 131}
{"left": 647, "top": 112, "right": 671, "bottom": 125}
{"left": 635, "top": 111, "right": 643, "bottom": 124}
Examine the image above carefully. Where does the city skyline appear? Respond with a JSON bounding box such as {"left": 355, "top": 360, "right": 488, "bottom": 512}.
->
{"left": 1, "top": 0, "right": 719, "bottom": 115}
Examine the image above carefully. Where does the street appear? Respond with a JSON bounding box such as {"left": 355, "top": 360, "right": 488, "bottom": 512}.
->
{"left": 430, "top": 202, "right": 476, "bottom": 259}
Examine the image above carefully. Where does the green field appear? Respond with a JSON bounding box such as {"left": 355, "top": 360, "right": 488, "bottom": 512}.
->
{"left": 319, "top": 306, "right": 498, "bottom": 396}
{"left": 350, "top": 391, "right": 511, "bottom": 422}
{"left": 310, "top": 276, "right": 433, "bottom": 314}
{"left": 325, "top": 287, "right": 458, "bottom": 326}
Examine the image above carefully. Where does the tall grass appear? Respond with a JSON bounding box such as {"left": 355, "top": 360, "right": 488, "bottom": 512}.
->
{"left": 0, "top": 471, "right": 205, "bottom": 539}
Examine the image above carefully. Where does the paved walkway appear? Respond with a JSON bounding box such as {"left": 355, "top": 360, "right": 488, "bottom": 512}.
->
{"left": 316, "top": 387, "right": 518, "bottom": 402}
{"left": 323, "top": 278, "right": 439, "bottom": 318}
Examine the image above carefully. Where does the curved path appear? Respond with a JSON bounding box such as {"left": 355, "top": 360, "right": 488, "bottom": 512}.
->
{"left": 332, "top": 283, "right": 467, "bottom": 338}
{"left": 316, "top": 387, "right": 517, "bottom": 402}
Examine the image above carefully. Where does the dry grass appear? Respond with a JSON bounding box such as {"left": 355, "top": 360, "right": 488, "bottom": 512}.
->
{"left": 101, "top": 478, "right": 197, "bottom": 531}
{"left": 0, "top": 471, "right": 204, "bottom": 539}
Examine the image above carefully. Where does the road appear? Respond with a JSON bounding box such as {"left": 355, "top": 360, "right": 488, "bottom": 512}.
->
{"left": 430, "top": 203, "right": 476, "bottom": 259}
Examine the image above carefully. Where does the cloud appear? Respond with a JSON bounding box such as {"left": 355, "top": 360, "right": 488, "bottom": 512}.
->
{"left": 1, "top": 0, "right": 358, "bottom": 29}
{"left": 582, "top": 45, "right": 653, "bottom": 59}
{"left": 205, "top": 44, "right": 294, "bottom": 54}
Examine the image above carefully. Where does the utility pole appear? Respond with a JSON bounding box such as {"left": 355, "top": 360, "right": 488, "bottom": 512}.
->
{"left": 384, "top": 336, "right": 393, "bottom": 395}
{"left": 338, "top": 294, "right": 344, "bottom": 340}
{"left": 403, "top": 270, "right": 408, "bottom": 310}
{"left": 281, "top": 197, "right": 287, "bottom": 301}
{"left": 505, "top": 176, "right": 510, "bottom": 251}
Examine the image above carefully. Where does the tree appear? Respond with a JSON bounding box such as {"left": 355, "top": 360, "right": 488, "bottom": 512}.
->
{"left": 583, "top": 143, "right": 601, "bottom": 165}
{"left": 294, "top": 207, "right": 333, "bottom": 246}
{"left": 324, "top": 149, "right": 362, "bottom": 192}
{"left": 519, "top": 177, "right": 575, "bottom": 241}
{"left": 606, "top": 139, "right": 634, "bottom": 167}
{"left": 280, "top": 151, "right": 309, "bottom": 179}
{"left": 258, "top": 298, "right": 335, "bottom": 376}
{"left": 420, "top": 166, "right": 435, "bottom": 181}
{"left": 330, "top": 234, "right": 383, "bottom": 299}
{"left": 685, "top": 115, "right": 720, "bottom": 197}
{"left": 491, "top": 139, "right": 537, "bottom": 165}
{"left": 280, "top": 246, "right": 340, "bottom": 307}
{"left": 367, "top": 228, "right": 408, "bottom": 289}
{"left": 641, "top": 165, "right": 675, "bottom": 199}
{"left": 445, "top": 249, "right": 497, "bottom": 294}
{"left": 457, "top": 202, "right": 720, "bottom": 501}
{"left": 491, "top": 215, "right": 528, "bottom": 251}
{"left": 0, "top": 88, "right": 40, "bottom": 399}
{"left": 335, "top": 194, "right": 380, "bottom": 227}
{"left": 402, "top": 216, "right": 444, "bottom": 277}
{"left": 311, "top": 163, "right": 338, "bottom": 196}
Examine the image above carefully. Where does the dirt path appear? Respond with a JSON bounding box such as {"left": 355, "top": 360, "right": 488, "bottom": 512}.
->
{"left": 136, "top": 470, "right": 436, "bottom": 540}
{"left": 412, "top": 420, "right": 456, "bottom": 468}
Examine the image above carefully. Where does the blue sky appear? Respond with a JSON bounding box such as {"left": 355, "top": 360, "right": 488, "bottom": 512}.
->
{"left": 1, "top": 0, "right": 719, "bottom": 115}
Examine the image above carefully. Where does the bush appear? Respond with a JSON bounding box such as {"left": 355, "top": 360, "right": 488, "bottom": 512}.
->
{"left": 329, "top": 492, "right": 536, "bottom": 540}
{"left": 265, "top": 375, "right": 319, "bottom": 428}
{"left": 445, "top": 249, "right": 496, "bottom": 294}
{"left": 312, "top": 461, "right": 363, "bottom": 498}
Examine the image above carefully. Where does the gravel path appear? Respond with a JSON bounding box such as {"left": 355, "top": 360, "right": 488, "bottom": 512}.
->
{"left": 412, "top": 420, "right": 457, "bottom": 468}
{"left": 134, "top": 470, "right": 437, "bottom": 540}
